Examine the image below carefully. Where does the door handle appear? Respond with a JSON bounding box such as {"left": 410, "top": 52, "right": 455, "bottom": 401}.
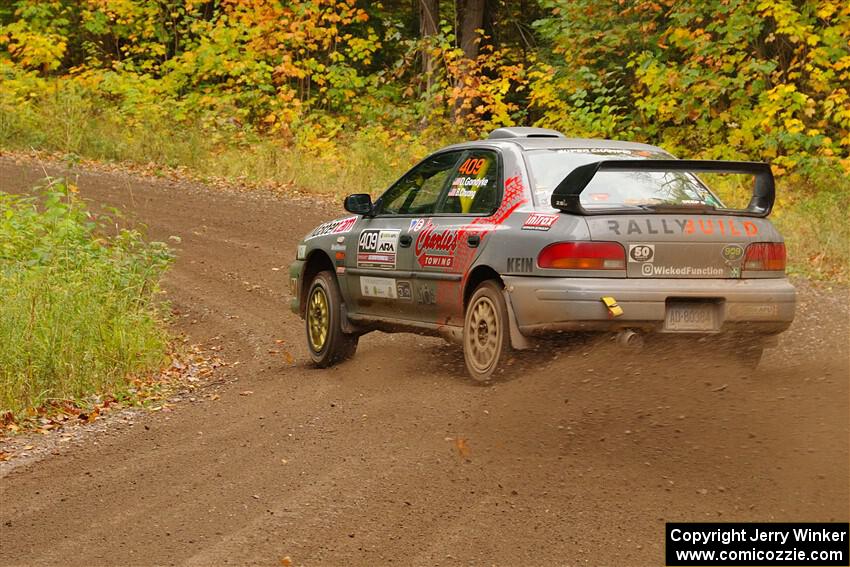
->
{"left": 467, "top": 234, "right": 481, "bottom": 248}
{"left": 399, "top": 234, "right": 412, "bottom": 248}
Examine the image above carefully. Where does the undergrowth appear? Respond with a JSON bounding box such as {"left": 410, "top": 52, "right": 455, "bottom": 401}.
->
{"left": 0, "top": 178, "right": 173, "bottom": 415}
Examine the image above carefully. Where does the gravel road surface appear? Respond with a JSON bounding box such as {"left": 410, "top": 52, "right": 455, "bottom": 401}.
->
{"left": 1, "top": 158, "right": 847, "bottom": 566}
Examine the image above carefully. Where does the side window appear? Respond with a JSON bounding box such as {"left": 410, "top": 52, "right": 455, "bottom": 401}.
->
{"left": 379, "top": 151, "right": 462, "bottom": 215}
{"left": 437, "top": 150, "right": 501, "bottom": 215}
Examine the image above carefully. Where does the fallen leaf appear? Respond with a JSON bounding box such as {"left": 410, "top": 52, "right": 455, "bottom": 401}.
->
{"left": 280, "top": 557, "right": 292, "bottom": 567}
{"left": 240, "top": 391, "right": 254, "bottom": 396}
{"left": 455, "top": 437, "right": 470, "bottom": 459}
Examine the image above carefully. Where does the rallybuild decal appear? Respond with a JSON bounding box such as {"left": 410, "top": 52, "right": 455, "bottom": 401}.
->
{"left": 358, "top": 229, "right": 399, "bottom": 269}
{"left": 306, "top": 216, "right": 358, "bottom": 239}
{"left": 604, "top": 218, "right": 760, "bottom": 237}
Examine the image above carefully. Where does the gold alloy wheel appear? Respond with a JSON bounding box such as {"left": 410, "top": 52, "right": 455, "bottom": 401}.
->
{"left": 307, "top": 286, "right": 330, "bottom": 352}
{"left": 465, "top": 295, "right": 500, "bottom": 373}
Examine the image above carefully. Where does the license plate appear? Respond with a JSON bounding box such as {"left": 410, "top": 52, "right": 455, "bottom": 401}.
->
{"left": 665, "top": 302, "right": 718, "bottom": 332}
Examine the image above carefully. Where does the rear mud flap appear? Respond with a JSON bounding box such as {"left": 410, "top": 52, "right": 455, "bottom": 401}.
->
{"left": 503, "top": 289, "right": 532, "bottom": 350}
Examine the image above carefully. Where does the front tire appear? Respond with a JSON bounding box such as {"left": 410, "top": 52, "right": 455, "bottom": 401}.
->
{"left": 463, "top": 280, "right": 511, "bottom": 383}
{"left": 305, "top": 271, "right": 358, "bottom": 367}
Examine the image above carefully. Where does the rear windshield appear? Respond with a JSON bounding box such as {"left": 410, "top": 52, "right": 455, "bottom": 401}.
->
{"left": 526, "top": 148, "right": 724, "bottom": 209}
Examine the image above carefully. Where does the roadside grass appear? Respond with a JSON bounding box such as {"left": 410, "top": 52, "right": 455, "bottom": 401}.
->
{"left": 0, "top": 87, "right": 447, "bottom": 197}
{"left": 1, "top": 91, "right": 846, "bottom": 282}
{"left": 772, "top": 171, "right": 850, "bottom": 282}
{"left": 0, "top": 178, "right": 173, "bottom": 416}
{"left": 706, "top": 170, "right": 850, "bottom": 281}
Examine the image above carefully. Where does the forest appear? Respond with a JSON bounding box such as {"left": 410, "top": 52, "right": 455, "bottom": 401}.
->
{"left": 1, "top": 0, "right": 848, "bottom": 278}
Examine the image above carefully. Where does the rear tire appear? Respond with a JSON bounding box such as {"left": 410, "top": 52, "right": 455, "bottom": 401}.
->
{"left": 305, "top": 271, "right": 358, "bottom": 367}
{"left": 463, "top": 280, "right": 511, "bottom": 383}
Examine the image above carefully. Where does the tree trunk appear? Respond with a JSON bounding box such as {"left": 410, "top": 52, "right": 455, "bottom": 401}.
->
{"left": 419, "top": 0, "right": 440, "bottom": 92}
{"left": 459, "top": 0, "right": 485, "bottom": 60}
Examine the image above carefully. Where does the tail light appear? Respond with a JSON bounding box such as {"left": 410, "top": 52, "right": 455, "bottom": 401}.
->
{"left": 744, "top": 242, "right": 786, "bottom": 271}
{"left": 538, "top": 241, "right": 626, "bottom": 270}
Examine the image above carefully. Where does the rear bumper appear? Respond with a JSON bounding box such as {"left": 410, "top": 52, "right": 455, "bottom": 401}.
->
{"left": 503, "top": 276, "right": 796, "bottom": 335}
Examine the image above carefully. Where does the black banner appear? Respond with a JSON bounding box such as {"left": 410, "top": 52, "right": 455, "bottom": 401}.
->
{"left": 666, "top": 523, "right": 849, "bottom": 566}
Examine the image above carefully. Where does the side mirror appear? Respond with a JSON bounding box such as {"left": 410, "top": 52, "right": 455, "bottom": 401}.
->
{"left": 343, "top": 193, "right": 374, "bottom": 216}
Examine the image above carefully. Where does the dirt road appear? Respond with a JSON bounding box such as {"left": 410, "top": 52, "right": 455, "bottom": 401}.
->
{"left": 1, "top": 158, "right": 848, "bottom": 566}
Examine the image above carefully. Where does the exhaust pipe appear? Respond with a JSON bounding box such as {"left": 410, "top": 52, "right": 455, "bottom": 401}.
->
{"left": 616, "top": 329, "right": 644, "bottom": 350}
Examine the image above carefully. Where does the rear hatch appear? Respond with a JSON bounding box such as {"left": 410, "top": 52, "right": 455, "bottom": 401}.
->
{"left": 585, "top": 214, "right": 781, "bottom": 279}
{"left": 525, "top": 149, "right": 785, "bottom": 280}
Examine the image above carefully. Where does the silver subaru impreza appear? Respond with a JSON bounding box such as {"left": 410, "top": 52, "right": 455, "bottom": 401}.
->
{"left": 290, "top": 127, "right": 795, "bottom": 381}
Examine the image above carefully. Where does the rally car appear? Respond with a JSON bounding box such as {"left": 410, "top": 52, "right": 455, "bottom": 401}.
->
{"left": 289, "top": 127, "right": 796, "bottom": 381}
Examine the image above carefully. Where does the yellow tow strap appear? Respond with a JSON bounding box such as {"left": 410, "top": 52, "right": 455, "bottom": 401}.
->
{"left": 601, "top": 296, "right": 623, "bottom": 318}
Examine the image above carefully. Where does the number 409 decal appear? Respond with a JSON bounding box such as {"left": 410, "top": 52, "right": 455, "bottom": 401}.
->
{"left": 458, "top": 158, "right": 486, "bottom": 175}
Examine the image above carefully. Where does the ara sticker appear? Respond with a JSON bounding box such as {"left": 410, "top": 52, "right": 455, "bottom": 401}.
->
{"left": 522, "top": 213, "right": 558, "bottom": 231}
{"left": 357, "top": 229, "right": 399, "bottom": 269}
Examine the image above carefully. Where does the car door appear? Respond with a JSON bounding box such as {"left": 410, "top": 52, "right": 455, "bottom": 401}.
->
{"left": 347, "top": 150, "right": 465, "bottom": 321}
{"left": 410, "top": 148, "right": 503, "bottom": 326}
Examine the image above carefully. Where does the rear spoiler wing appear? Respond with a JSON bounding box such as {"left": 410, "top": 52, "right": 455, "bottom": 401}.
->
{"left": 550, "top": 160, "right": 775, "bottom": 217}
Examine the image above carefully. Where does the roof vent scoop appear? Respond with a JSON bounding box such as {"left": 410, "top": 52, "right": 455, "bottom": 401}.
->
{"left": 488, "top": 127, "right": 566, "bottom": 139}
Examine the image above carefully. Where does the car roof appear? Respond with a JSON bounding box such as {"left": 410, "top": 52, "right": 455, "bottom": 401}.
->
{"left": 443, "top": 136, "right": 668, "bottom": 154}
